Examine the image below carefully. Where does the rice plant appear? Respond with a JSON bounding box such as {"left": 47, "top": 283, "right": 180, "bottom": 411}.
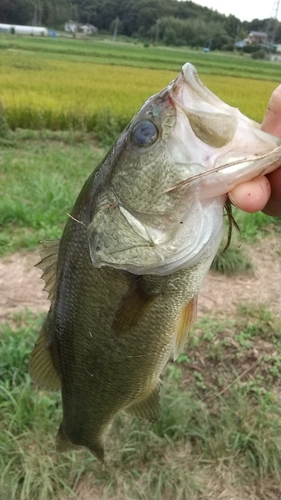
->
{"left": 0, "top": 47, "right": 278, "bottom": 133}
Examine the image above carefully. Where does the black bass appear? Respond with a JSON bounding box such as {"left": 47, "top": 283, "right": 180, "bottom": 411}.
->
{"left": 30, "top": 63, "right": 281, "bottom": 461}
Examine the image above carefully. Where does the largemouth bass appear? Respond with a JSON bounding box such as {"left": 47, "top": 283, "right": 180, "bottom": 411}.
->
{"left": 30, "top": 63, "right": 281, "bottom": 461}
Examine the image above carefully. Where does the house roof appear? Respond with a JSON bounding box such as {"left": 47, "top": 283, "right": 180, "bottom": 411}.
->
{"left": 249, "top": 31, "right": 267, "bottom": 37}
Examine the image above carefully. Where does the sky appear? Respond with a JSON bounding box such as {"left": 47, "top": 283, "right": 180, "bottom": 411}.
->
{"left": 192, "top": 0, "right": 281, "bottom": 22}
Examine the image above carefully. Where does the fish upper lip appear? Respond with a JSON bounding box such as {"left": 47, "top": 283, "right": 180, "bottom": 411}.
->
{"left": 170, "top": 62, "right": 231, "bottom": 116}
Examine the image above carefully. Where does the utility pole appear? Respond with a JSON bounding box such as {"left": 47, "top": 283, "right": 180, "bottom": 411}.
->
{"left": 155, "top": 19, "right": 160, "bottom": 45}
{"left": 267, "top": 0, "right": 280, "bottom": 49}
{"left": 112, "top": 17, "right": 119, "bottom": 42}
{"left": 32, "top": 5, "right": 38, "bottom": 26}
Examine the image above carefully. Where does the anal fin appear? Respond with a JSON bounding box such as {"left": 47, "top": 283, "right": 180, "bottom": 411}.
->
{"left": 125, "top": 383, "right": 161, "bottom": 422}
{"left": 173, "top": 296, "right": 197, "bottom": 361}
{"left": 29, "top": 318, "right": 61, "bottom": 391}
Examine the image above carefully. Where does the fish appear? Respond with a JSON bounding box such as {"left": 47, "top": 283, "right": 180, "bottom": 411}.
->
{"left": 29, "top": 63, "right": 281, "bottom": 461}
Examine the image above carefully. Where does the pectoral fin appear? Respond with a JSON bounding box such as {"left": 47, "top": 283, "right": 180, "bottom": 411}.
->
{"left": 125, "top": 383, "right": 161, "bottom": 422}
{"left": 173, "top": 296, "right": 197, "bottom": 361}
{"left": 29, "top": 318, "right": 61, "bottom": 391}
{"left": 113, "top": 277, "right": 158, "bottom": 335}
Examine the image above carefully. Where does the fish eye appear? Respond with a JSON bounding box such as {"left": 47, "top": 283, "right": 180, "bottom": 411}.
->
{"left": 131, "top": 120, "right": 159, "bottom": 148}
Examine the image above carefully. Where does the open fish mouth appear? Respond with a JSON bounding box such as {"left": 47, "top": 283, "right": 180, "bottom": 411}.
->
{"left": 168, "top": 63, "right": 281, "bottom": 198}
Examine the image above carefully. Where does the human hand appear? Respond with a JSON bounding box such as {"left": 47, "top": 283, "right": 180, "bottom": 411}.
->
{"left": 228, "top": 85, "right": 281, "bottom": 217}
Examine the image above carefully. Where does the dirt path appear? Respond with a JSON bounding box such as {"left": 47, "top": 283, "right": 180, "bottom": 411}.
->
{"left": 0, "top": 237, "right": 280, "bottom": 323}
{"left": 199, "top": 237, "right": 281, "bottom": 317}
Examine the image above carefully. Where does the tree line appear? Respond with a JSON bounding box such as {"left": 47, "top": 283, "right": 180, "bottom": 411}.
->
{"left": 2, "top": 0, "right": 281, "bottom": 50}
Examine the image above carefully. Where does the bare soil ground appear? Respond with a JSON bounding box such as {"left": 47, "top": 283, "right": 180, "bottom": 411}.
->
{"left": 1, "top": 237, "right": 280, "bottom": 323}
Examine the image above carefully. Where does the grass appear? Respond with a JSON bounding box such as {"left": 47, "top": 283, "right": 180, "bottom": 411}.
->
{"left": 233, "top": 208, "right": 280, "bottom": 242}
{"left": 211, "top": 207, "right": 280, "bottom": 275}
{"left": 0, "top": 130, "right": 104, "bottom": 255}
{"left": 0, "top": 306, "right": 280, "bottom": 499}
{"left": 1, "top": 35, "right": 281, "bottom": 80}
{"left": 211, "top": 244, "right": 253, "bottom": 275}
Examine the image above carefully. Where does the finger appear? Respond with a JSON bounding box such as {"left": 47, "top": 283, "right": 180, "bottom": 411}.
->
{"left": 228, "top": 175, "right": 271, "bottom": 213}
{"left": 262, "top": 168, "right": 281, "bottom": 216}
{"left": 261, "top": 85, "right": 281, "bottom": 136}
{"left": 260, "top": 85, "right": 281, "bottom": 216}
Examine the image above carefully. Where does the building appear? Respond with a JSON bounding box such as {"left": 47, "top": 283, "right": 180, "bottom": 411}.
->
{"left": 64, "top": 22, "right": 98, "bottom": 35}
{"left": 80, "top": 24, "right": 98, "bottom": 35}
{"left": 235, "top": 31, "right": 270, "bottom": 50}
{"left": 64, "top": 21, "right": 78, "bottom": 34}
{"left": 247, "top": 31, "right": 268, "bottom": 45}
{"left": 0, "top": 23, "right": 48, "bottom": 36}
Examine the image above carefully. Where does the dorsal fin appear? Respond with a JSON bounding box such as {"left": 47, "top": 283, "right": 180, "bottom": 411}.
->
{"left": 36, "top": 240, "right": 60, "bottom": 302}
{"left": 173, "top": 296, "right": 197, "bottom": 361}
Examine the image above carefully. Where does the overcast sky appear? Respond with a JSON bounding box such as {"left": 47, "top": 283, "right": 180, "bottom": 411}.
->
{"left": 193, "top": 0, "right": 281, "bottom": 22}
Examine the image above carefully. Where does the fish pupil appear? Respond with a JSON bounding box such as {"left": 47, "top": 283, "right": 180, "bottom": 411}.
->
{"left": 131, "top": 120, "right": 158, "bottom": 147}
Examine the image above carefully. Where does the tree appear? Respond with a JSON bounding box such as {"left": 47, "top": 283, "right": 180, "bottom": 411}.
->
{"left": 41, "top": 0, "right": 70, "bottom": 28}
{"left": 205, "top": 21, "right": 232, "bottom": 50}
{"left": 224, "top": 14, "right": 240, "bottom": 39}
{"left": 1, "top": 0, "right": 33, "bottom": 25}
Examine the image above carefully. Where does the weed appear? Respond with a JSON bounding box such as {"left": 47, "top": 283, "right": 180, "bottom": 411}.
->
{"left": 233, "top": 208, "right": 280, "bottom": 242}
{"left": 211, "top": 245, "right": 253, "bottom": 275}
{"left": 0, "top": 102, "right": 9, "bottom": 138}
{"left": 0, "top": 134, "right": 104, "bottom": 255}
